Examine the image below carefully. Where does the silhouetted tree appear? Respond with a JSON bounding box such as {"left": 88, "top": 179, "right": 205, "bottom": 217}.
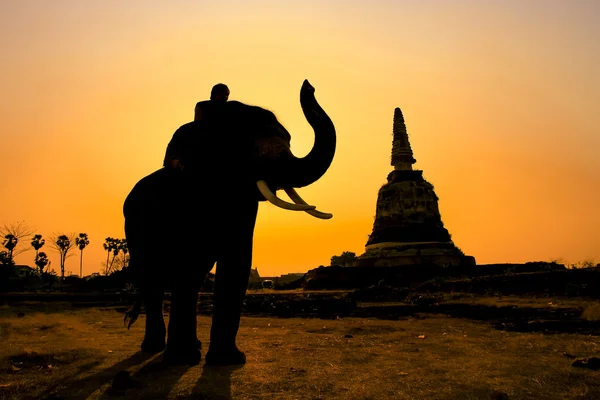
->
{"left": 119, "top": 239, "right": 128, "bottom": 268}
{"left": 103, "top": 237, "right": 115, "bottom": 275}
{"left": 49, "top": 233, "right": 76, "bottom": 279}
{"left": 107, "top": 239, "right": 129, "bottom": 273}
{"left": 2, "top": 234, "right": 18, "bottom": 263}
{"left": 0, "top": 250, "right": 14, "bottom": 266}
{"left": 571, "top": 259, "right": 598, "bottom": 269}
{"left": 31, "top": 234, "right": 45, "bottom": 264}
{"left": 0, "top": 221, "right": 35, "bottom": 261}
{"left": 103, "top": 237, "right": 124, "bottom": 275}
{"left": 75, "top": 233, "right": 89, "bottom": 278}
{"left": 35, "top": 251, "right": 49, "bottom": 274}
{"left": 330, "top": 251, "right": 358, "bottom": 267}
{"left": 103, "top": 237, "right": 114, "bottom": 273}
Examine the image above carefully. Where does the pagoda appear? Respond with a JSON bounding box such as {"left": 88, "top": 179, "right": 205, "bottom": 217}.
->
{"left": 356, "top": 108, "right": 475, "bottom": 267}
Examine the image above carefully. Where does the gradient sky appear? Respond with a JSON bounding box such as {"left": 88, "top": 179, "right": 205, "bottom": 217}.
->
{"left": 1, "top": 0, "right": 598, "bottom": 277}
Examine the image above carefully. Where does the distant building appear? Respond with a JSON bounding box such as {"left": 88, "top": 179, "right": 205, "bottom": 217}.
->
{"left": 247, "top": 268, "right": 262, "bottom": 289}
{"left": 248, "top": 268, "right": 261, "bottom": 282}
{"left": 14, "top": 265, "right": 35, "bottom": 277}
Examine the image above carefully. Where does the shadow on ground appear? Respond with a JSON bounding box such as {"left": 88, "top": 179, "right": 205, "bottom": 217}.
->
{"left": 36, "top": 351, "right": 242, "bottom": 400}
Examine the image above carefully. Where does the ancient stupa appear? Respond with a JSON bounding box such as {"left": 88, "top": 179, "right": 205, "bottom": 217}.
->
{"left": 356, "top": 108, "right": 475, "bottom": 267}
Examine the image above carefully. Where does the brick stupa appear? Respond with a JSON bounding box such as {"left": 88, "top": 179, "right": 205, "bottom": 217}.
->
{"left": 356, "top": 108, "right": 475, "bottom": 267}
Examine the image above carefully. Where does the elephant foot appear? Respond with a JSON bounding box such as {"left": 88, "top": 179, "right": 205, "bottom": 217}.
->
{"left": 162, "top": 347, "right": 202, "bottom": 366}
{"left": 205, "top": 347, "right": 246, "bottom": 366}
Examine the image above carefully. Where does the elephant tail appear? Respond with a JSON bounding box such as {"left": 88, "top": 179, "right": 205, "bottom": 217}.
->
{"left": 124, "top": 295, "right": 143, "bottom": 330}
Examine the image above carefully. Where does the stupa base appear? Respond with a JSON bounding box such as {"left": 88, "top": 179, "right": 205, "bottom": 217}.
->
{"left": 354, "top": 241, "right": 476, "bottom": 268}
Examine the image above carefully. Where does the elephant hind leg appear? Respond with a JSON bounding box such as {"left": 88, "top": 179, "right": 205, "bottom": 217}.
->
{"left": 163, "top": 283, "right": 203, "bottom": 365}
{"left": 163, "top": 256, "right": 213, "bottom": 366}
{"left": 141, "top": 286, "right": 166, "bottom": 353}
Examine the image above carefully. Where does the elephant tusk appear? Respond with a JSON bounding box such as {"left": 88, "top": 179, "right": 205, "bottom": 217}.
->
{"left": 284, "top": 188, "right": 333, "bottom": 219}
{"left": 257, "top": 180, "right": 316, "bottom": 211}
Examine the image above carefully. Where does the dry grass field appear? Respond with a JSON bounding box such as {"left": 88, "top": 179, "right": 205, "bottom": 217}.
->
{"left": 1, "top": 294, "right": 600, "bottom": 400}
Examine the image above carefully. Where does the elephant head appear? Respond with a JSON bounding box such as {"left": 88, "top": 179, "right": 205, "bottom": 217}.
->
{"left": 168, "top": 79, "right": 336, "bottom": 218}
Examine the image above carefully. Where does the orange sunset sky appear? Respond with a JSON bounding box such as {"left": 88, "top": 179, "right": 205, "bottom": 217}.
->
{"left": 1, "top": 1, "right": 598, "bottom": 277}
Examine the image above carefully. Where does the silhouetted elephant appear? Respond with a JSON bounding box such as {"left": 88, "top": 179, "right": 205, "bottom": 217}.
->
{"left": 123, "top": 80, "right": 336, "bottom": 365}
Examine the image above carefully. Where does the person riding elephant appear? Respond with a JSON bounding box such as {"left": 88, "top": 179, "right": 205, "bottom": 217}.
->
{"left": 166, "top": 83, "right": 230, "bottom": 170}
{"left": 123, "top": 79, "right": 336, "bottom": 366}
{"left": 192, "top": 83, "right": 230, "bottom": 132}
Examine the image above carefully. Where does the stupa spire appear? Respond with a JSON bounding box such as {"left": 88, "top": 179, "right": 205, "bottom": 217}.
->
{"left": 390, "top": 107, "right": 416, "bottom": 170}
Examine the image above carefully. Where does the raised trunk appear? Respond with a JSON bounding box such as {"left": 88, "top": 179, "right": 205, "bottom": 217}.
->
{"left": 282, "top": 80, "right": 336, "bottom": 188}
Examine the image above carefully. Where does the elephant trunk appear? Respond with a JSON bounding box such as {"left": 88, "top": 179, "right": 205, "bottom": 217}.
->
{"left": 284, "top": 80, "right": 336, "bottom": 188}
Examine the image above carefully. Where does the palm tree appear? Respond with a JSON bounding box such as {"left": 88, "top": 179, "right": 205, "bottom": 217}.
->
{"left": 103, "top": 237, "right": 112, "bottom": 273}
{"left": 110, "top": 241, "right": 121, "bottom": 273}
{"left": 35, "top": 251, "right": 49, "bottom": 274}
{"left": 0, "top": 251, "right": 13, "bottom": 266}
{"left": 2, "top": 234, "right": 18, "bottom": 264}
{"left": 103, "top": 237, "right": 113, "bottom": 275}
{"left": 75, "top": 233, "right": 89, "bottom": 278}
{"left": 52, "top": 234, "right": 75, "bottom": 279}
{"left": 118, "top": 239, "right": 129, "bottom": 269}
{"left": 103, "top": 237, "right": 120, "bottom": 275}
{"left": 31, "top": 234, "right": 45, "bottom": 264}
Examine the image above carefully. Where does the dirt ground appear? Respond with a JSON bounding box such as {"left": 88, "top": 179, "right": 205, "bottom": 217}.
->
{"left": 1, "top": 296, "right": 600, "bottom": 400}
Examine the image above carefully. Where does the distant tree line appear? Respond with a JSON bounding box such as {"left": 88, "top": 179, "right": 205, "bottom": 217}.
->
{"left": 0, "top": 221, "right": 128, "bottom": 279}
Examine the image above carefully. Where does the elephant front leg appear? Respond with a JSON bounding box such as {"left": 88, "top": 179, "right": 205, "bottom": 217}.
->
{"left": 207, "top": 241, "right": 256, "bottom": 362}
{"left": 206, "top": 263, "right": 251, "bottom": 366}
{"left": 141, "top": 286, "right": 166, "bottom": 353}
{"left": 206, "top": 202, "right": 258, "bottom": 366}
